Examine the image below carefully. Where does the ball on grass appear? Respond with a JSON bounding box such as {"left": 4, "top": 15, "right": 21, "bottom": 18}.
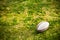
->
{"left": 37, "top": 21, "right": 49, "bottom": 32}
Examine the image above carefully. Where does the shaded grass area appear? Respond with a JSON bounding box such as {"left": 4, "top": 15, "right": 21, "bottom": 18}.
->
{"left": 0, "top": 0, "right": 60, "bottom": 40}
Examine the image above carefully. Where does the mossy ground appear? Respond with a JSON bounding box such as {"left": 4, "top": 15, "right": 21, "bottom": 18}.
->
{"left": 0, "top": 0, "right": 60, "bottom": 40}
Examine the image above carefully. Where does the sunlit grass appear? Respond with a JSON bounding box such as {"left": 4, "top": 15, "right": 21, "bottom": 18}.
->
{"left": 0, "top": 0, "right": 60, "bottom": 40}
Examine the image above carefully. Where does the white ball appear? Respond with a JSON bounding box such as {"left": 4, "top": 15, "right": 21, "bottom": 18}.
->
{"left": 37, "top": 21, "right": 49, "bottom": 32}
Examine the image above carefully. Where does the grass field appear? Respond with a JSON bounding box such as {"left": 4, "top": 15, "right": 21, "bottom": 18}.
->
{"left": 0, "top": 0, "right": 60, "bottom": 40}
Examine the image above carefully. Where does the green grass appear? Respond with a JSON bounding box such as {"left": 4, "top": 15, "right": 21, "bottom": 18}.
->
{"left": 0, "top": 0, "right": 60, "bottom": 40}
